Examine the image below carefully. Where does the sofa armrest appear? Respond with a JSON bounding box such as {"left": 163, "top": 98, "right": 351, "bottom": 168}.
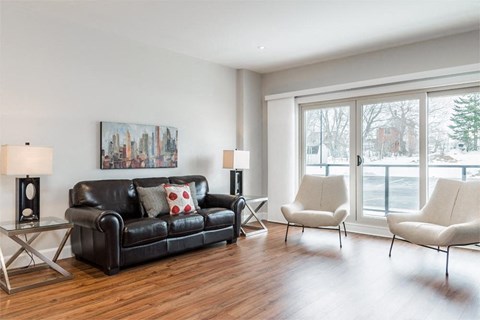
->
{"left": 65, "top": 206, "right": 124, "bottom": 232}
{"left": 204, "top": 194, "right": 246, "bottom": 238}
{"left": 204, "top": 194, "right": 240, "bottom": 209}
{"left": 65, "top": 206, "right": 124, "bottom": 275}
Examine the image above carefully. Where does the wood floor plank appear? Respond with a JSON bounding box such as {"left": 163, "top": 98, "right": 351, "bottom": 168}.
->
{"left": 1, "top": 222, "right": 479, "bottom": 320}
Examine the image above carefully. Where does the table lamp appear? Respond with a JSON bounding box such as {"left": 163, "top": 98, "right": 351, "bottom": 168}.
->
{"left": 223, "top": 150, "right": 249, "bottom": 195}
{"left": 1, "top": 143, "right": 53, "bottom": 223}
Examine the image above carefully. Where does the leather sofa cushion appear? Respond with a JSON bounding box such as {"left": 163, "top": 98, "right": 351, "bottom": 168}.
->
{"left": 72, "top": 180, "right": 141, "bottom": 220}
{"left": 133, "top": 177, "right": 170, "bottom": 188}
{"left": 198, "top": 208, "right": 235, "bottom": 230}
{"left": 123, "top": 218, "right": 168, "bottom": 248}
{"left": 159, "top": 213, "right": 205, "bottom": 237}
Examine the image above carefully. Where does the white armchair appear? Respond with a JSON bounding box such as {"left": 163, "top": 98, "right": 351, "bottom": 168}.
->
{"left": 281, "top": 175, "right": 349, "bottom": 248}
{"left": 387, "top": 178, "right": 480, "bottom": 276}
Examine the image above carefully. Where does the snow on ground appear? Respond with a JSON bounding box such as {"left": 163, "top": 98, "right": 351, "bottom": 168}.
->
{"left": 307, "top": 151, "right": 480, "bottom": 180}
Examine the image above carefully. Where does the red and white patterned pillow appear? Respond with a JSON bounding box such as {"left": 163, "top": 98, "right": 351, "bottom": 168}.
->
{"left": 163, "top": 184, "right": 196, "bottom": 215}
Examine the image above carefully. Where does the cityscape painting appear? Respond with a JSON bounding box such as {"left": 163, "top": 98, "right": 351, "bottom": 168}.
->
{"left": 100, "top": 121, "right": 178, "bottom": 169}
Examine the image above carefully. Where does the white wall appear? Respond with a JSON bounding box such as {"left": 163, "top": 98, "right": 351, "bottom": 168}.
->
{"left": 0, "top": 3, "right": 237, "bottom": 257}
{"left": 236, "top": 69, "right": 263, "bottom": 197}
{"left": 267, "top": 97, "right": 297, "bottom": 223}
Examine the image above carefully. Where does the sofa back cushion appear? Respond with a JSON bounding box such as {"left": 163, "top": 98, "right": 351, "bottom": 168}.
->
{"left": 133, "top": 177, "right": 170, "bottom": 188}
{"left": 133, "top": 177, "right": 171, "bottom": 217}
{"left": 169, "top": 175, "right": 209, "bottom": 207}
{"left": 71, "top": 179, "right": 141, "bottom": 220}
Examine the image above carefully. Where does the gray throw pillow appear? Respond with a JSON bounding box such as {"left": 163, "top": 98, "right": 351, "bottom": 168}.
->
{"left": 137, "top": 185, "right": 170, "bottom": 217}
{"left": 188, "top": 181, "right": 201, "bottom": 210}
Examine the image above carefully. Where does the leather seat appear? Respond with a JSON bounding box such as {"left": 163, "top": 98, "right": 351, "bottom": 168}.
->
{"left": 123, "top": 218, "right": 168, "bottom": 247}
{"left": 159, "top": 213, "right": 205, "bottom": 237}
{"left": 198, "top": 208, "right": 235, "bottom": 230}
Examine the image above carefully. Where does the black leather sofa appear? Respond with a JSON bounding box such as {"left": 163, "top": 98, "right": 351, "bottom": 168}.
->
{"left": 65, "top": 175, "right": 245, "bottom": 275}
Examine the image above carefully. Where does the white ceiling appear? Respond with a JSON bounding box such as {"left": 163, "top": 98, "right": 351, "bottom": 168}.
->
{"left": 13, "top": 0, "right": 480, "bottom": 73}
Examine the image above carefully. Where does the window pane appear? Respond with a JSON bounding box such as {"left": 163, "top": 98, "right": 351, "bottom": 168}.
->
{"left": 428, "top": 92, "right": 480, "bottom": 193}
{"left": 304, "top": 106, "right": 350, "bottom": 176}
{"left": 361, "top": 99, "right": 420, "bottom": 217}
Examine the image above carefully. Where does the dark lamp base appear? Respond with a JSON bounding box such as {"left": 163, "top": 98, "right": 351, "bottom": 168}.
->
{"left": 16, "top": 177, "right": 40, "bottom": 223}
{"left": 229, "top": 170, "right": 243, "bottom": 195}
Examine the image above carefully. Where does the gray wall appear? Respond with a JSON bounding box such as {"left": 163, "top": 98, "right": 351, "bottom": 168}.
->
{"left": 263, "top": 30, "right": 480, "bottom": 95}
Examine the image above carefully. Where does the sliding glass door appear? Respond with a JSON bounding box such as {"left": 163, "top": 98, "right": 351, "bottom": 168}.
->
{"left": 300, "top": 85, "right": 479, "bottom": 226}
{"left": 357, "top": 94, "right": 422, "bottom": 223}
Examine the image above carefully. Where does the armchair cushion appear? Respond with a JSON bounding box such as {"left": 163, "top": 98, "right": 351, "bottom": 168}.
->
{"left": 281, "top": 175, "right": 349, "bottom": 227}
{"left": 284, "top": 210, "right": 339, "bottom": 227}
{"left": 387, "top": 179, "right": 480, "bottom": 247}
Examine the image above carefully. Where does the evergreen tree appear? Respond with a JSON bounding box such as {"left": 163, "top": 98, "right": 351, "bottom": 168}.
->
{"left": 448, "top": 93, "right": 480, "bottom": 151}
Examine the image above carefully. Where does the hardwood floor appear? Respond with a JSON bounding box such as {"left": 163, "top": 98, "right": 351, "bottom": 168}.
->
{"left": 1, "top": 222, "right": 479, "bottom": 320}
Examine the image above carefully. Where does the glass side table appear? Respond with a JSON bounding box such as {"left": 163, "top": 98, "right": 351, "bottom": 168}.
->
{"left": 241, "top": 195, "right": 268, "bottom": 236}
{"left": 0, "top": 216, "right": 73, "bottom": 294}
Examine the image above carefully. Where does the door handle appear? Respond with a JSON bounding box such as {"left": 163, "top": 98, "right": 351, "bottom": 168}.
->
{"left": 357, "top": 155, "right": 363, "bottom": 166}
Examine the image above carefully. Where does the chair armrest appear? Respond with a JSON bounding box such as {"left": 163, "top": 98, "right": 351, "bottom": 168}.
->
{"left": 386, "top": 211, "right": 424, "bottom": 226}
{"left": 333, "top": 202, "right": 349, "bottom": 223}
{"left": 65, "top": 206, "right": 124, "bottom": 232}
{"left": 281, "top": 201, "right": 304, "bottom": 220}
{"left": 439, "top": 219, "right": 480, "bottom": 246}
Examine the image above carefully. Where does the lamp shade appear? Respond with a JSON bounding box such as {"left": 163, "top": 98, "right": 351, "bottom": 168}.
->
{"left": 223, "top": 150, "right": 250, "bottom": 170}
{"left": 1, "top": 145, "right": 53, "bottom": 176}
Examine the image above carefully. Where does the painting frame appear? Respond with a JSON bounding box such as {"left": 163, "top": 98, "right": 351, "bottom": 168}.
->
{"left": 100, "top": 121, "right": 178, "bottom": 169}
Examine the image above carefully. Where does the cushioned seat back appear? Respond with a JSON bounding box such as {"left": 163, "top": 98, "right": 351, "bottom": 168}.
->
{"left": 450, "top": 180, "right": 480, "bottom": 225}
{"left": 132, "top": 177, "right": 171, "bottom": 217}
{"left": 169, "top": 175, "right": 209, "bottom": 207}
{"left": 71, "top": 179, "right": 141, "bottom": 220}
{"left": 422, "top": 179, "right": 480, "bottom": 226}
{"left": 422, "top": 179, "right": 461, "bottom": 226}
{"left": 133, "top": 177, "right": 170, "bottom": 188}
{"left": 295, "top": 175, "right": 348, "bottom": 212}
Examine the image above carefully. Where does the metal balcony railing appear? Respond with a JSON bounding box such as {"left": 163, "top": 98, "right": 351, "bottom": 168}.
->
{"left": 307, "top": 163, "right": 480, "bottom": 216}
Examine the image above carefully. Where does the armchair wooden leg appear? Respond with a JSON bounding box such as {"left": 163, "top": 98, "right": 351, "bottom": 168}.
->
{"left": 343, "top": 222, "right": 347, "bottom": 237}
{"left": 302, "top": 225, "right": 305, "bottom": 233}
{"left": 338, "top": 226, "right": 342, "bottom": 248}
{"left": 389, "top": 235, "right": 396, "bottom": 257}
{"left": 284, "top": 223, "right": 290, "bottom": 242}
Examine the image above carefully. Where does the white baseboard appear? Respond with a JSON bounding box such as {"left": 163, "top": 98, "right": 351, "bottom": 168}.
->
{"left": 267, "top": 218, "right": 392, "bottom": 238}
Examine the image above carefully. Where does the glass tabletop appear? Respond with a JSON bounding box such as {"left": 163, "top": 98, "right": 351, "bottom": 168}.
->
{"left": 242, "top": 195, "right": 268, "bottom": 202}
{"left": 0, "top": 217, "right": 72, "bottom": 235}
